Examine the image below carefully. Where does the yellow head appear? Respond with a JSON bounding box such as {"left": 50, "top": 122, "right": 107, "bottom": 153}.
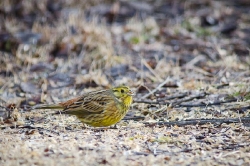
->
{"left": 112, "top": 86, "right": 135, "bottom": 107}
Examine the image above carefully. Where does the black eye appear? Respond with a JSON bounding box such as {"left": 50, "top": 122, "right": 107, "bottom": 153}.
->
{"left": 121, "top": 89, "right": 124, "bottom": 93}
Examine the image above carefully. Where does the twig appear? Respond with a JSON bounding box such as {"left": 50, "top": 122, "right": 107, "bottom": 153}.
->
{"left": 216, "top": 83, "right": 229, "bottom": 89}
{"left": 160, "top": 92, "right": 188, "bottom": 100}
{"left": 133, "top": 93, "right": 187, "bottom": 105}
{"left": 135, "top": 92, "right": 239, "bottom": 109}
{"left": 144, "top": 117, "right": 250, "bottom": 127}
{"left": 170, "top": 92, "right": 207, "bottom": 107}
{"left": 222, "top": 143, "right": 250, "bottom": 150}
{"left": 179, "top": 98, "right": 237, "bottom": 107}
{"left": 141, "top": 77, "right": 170, "bottom": 99}
{"left": 123, "top": 116, "right": 145, "bottom": 121}
{"left": 133, "top": 152, "right": 150, "bottom": 156}
{"left": 226, "top": 105, "right": 250, "bottom": 112}
{"left": 133, "top": 100, "right": 164, "bottom": 105}
{"left": 140, "top": 55, "right": 163, "bottom": 82}
{"left": 0, "top": 125, "right": 60, "bottom": 136}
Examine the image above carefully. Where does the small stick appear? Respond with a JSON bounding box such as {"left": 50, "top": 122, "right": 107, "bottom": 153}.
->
{"left": 141, "top": 77, "right": 170, "bottom": 99}
{"left": 171, "top": 92, "right": 207, "bottom": 107}
{"left": 144, "top": 117, "right": 250, "bottom": 127}
{"left": 179, "top": 98, "right": 237, "bottom": 107}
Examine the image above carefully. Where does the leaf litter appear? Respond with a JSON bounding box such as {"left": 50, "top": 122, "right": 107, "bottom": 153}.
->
{"left": 0, "top": 0, "right": 250, "bottom": 165}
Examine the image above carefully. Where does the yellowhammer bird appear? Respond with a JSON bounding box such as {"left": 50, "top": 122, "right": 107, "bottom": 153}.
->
{"left": 33, "top": 86, "right": 134, "bottom": 127}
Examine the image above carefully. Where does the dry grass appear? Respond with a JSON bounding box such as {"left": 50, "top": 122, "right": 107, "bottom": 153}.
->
{"left": 1, "top": 0, "right": 250, "bottom": 165}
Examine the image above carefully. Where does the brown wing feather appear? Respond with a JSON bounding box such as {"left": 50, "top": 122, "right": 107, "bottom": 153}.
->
{"left": 59, "top": 89, "right": 115, "bottom": 116}
{"left": 59, "top": 96, "right": 82, "bottom": 107}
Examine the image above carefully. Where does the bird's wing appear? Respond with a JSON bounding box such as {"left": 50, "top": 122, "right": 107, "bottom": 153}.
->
{"left": 59, "top": 90, "right": 115, "bottom": 115}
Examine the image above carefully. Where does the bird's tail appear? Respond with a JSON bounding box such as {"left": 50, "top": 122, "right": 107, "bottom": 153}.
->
{"left": 33, "top": 104, "right": 63, "bottom": 110}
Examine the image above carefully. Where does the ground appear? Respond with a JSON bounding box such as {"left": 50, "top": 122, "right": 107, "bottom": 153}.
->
{"left": 0, "top": 0, "right": 250, "bottom": 165}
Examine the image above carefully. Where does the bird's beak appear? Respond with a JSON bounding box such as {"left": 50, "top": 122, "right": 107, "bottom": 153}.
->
{"left": 127, "top": 90, "right": 135, "bottom": 96}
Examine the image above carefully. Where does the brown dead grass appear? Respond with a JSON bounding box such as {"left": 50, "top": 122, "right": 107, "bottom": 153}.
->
{"left": 1, "top": 0, "right": 250, "bottom": 165}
